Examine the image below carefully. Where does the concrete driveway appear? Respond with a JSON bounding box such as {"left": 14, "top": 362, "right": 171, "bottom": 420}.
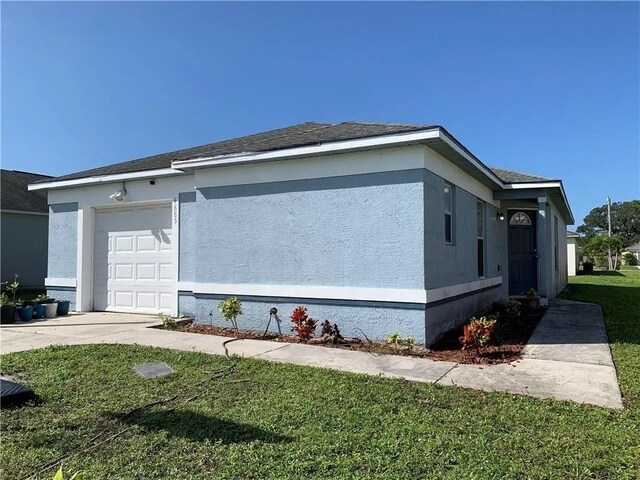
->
{"left": 0, "top": 300, "right": 623, "bottom": 409}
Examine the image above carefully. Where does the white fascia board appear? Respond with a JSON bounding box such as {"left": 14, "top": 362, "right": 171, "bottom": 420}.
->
{"left": 28, "top": 168, "right": 184, "bottom": 191}
{"left": 435, "top": 130, "right": 505, "bottom": 188}
{"left": 502, "top": 181, "right": 562, "bottom": 190}
{"left": 503, "top": 181, "right": 574, "bottom": 224}
{"left": 173, "top": 129, "right": 442, "bottom": 170}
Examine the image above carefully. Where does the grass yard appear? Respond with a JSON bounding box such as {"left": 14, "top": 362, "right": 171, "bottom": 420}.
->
{"left": 1, "top": 270, "right": 639, "bottom": 479}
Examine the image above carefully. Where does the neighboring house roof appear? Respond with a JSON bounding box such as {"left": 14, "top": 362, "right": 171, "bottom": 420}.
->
{"left": 489, "top": 167, "right": 557, "bottom": 183}
{"left": 567, "top": 231, "right": 580, "bottom": 238}
{"left": 36, "top": 122, "right": 432, "bottom": 184}
{"left": 1, "top": 170, "right": 52, "bottom": 214}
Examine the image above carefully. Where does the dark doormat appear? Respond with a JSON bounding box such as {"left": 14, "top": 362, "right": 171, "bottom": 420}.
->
{"left": 0, "top": 378, "right": 35, "bottom": 407}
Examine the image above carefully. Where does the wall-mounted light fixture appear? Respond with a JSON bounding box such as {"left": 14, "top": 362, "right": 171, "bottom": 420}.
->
{"left": 109, "top": 188, "right": 126, "bottom": 201}
{"left": 109, "top": 182, "right": 127, "bottom": 202}
{"left": 497, "top": 211, "right": 505, "bottom": 221}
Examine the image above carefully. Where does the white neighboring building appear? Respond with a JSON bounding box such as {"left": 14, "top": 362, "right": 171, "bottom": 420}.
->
{"left": 623, "top": 243, "right": 640, "bottom": 262}
{"left": 567, "top": 231, "right": 580, "bottom": 276}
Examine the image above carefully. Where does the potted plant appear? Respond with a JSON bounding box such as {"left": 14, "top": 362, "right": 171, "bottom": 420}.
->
{"left": 16, "top": 301, "right": 33, "bottom": 322}
{"left": 525, "top": 288, "right": 540, "bottom": 310}
{"left": 0, "top": 293, "right": 16, "bottom": 324}
{"left": 1, "top": 275, "right": 20, "bottom": 324}
{"left": 32, "top": 301, "right": 45, "bottom": 319}
{"left": 56, "top": 299, "right": 71, "bottom": 316}
{"left": 37, "top": 294, "right": 58, "bottom": 319}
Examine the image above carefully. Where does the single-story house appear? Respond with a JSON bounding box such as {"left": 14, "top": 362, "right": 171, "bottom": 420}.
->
{"left": 29, "top": 122, "right": 574, "bottom": 344}
{"left": 623, "top": 243, "right": 640, "bottom": 261}
{"left": 567, "top": 231, "right": 580, "bottom": 276}
{"left": 1, "top": 170, "right": 51, "bottom": 287}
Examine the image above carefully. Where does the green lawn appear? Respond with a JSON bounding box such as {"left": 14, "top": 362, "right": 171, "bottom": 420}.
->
{"left": 1, "top": 271, "right": 639, "bottom": 479}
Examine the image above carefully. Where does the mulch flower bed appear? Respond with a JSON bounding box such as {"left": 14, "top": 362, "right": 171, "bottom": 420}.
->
{"left": 166, "top": 305, "right": 546, "bottom": 365}
{"left": 426, "top": 308, "right": 546, "bottom": 364}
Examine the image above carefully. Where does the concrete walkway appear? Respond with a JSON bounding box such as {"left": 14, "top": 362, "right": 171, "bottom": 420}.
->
{"left": 0, "top": 299, "right": 623, "bottom": 409}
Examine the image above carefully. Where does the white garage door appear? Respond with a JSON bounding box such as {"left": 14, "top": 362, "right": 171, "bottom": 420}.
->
{"left": 93, "top": 204, "right": 174, "bottom": 314}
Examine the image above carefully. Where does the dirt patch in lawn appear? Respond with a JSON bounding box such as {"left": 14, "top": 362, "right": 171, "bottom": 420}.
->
{"left": 164, "top": 306, "right": 546, "bottom": 365}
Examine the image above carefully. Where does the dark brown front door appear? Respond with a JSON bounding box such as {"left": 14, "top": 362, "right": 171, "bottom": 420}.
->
{"left": 508, "top": 211, "right": 537, "bottom": 295}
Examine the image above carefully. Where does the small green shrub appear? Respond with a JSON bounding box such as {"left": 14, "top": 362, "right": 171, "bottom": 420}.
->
{"left": 53, "top": 466, "right": 84, "bottom": 480}
{"left": 525, "top": 288, "right": 538, "bottom": 301}
{"left": 386, "top": 333, "right": 416, "bottom": 351}
{"left": 218, "top": 297, "right": 243, "bottom": 332}
{"left": 0, "top": 293, "right": 13, "bottom": 307}
{"left": 157, "top": 312, "right": 178, "bottom": 330}
{"left": 622, "top": 252, "right": 638, "bottom": 266}
{"left": 504, "top": 299, "right": 522, "bottom": 323}
{"left": 35, "top": 293, "right": 50, "bottom": 303}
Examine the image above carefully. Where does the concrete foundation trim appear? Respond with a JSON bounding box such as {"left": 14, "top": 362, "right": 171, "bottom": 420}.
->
{"left": 425, "top": 277, "right": 502, "bottom": 303}
{"left": 178, "top": 282, "right": 427, "bottom": 304}
{"left": 45, "top": 277, "right": 77, "bottom": 288}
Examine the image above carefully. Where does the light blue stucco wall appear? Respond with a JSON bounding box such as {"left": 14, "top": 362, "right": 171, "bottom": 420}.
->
{"left": 195, "top": 170, "right": 425, "bottom": 289}
{"left": 184, "top": 293, "right": 425, "bottom": 340}
{"left": 1, "top": 213, "right": 48, "bottom": 286}
{"left": 423, "top": 170, "right": 504, "bottom": 289}
{"left": 48, "top": 203, "right": 78, "bottom": 279}
{"left": 179, "top": 192, "right": 196, "bottom": 282}
{"left": 47, "top": 287, "right": 76, "bottom": 310}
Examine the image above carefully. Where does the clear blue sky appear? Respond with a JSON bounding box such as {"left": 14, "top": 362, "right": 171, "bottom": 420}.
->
{"left": 2, "top": 1, "right": 638, "bottom": 225}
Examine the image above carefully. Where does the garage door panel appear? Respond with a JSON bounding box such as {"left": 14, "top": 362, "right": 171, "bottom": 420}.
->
{"left": 93, "top": 205, "right": 174, "bottom": 314}
{"left": 115, "top": 263, "right": 134, "bottom": 280}
{"left": 136, "top": 292, "right": 157, "bottom": 309}
{"left": 136, "top": 263, "right": 156, "bottom": 280}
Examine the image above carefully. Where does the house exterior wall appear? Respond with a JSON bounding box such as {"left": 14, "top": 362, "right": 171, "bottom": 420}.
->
{"left": 1, "top": 212, "right": 48, "bottom": 287}
{"left": 47, "top": 203, "right": 78, "bottom": 280}
{"left": 549, "top": 197, "right": 568, "bottom": 295}
{"left": 567, "top": 237, "right": 578, "bottom": 276}
{"left": 194, "top": 170, "right": 425, "bottom": 288}
{"left": 41, "top": 143, "right": 571, "bottom": 345}
{"left": 422, "top": 169, "right": 505, "bottom": 343}
{"left": 183, "top": 169, "right": 427, "bottom": 339}
{"left": 46, "top": 203, "right": 78, "bottom": 306}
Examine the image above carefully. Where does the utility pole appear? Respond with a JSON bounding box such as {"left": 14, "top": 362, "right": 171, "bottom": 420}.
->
{"left": 607, "top": 196, "right": 612, "bottom": 270}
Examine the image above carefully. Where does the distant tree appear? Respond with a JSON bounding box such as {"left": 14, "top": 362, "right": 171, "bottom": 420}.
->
{"left": 581, "top": 235, "right": 625, "bottom": 270}
{"left": 576, "top": 200, "right": 640, "bottom": 246}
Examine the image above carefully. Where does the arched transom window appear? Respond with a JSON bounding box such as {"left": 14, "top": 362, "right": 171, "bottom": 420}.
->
{"left": 510, "top": 212, "right": 532, "bottom": 225}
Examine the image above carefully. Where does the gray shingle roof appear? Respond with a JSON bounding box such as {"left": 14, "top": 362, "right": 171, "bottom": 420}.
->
{"left": 39, "top": 122, "right": 433, "bottom": 183}
{"left": 1, "top": 170, "right": 52, "bottom": 213}
{"left": 489, "top": 167, "right": 557, "bottom": 183}
{"left": 34, "top": 121, "right": 558, "bottom": 186}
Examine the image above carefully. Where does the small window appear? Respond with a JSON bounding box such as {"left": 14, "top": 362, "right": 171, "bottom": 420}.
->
{"left": 477, "top": 201, "right": 485, "bottom": 277}
{"left": 444, "top": 183, "right": 453, "bottom": 243}
{"left": 510, "top": 212, "right": 532, "bottom": 225}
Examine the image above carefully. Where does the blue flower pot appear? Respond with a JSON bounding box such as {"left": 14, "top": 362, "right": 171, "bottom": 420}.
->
{"left": 17, "top": 306, "right": 33, "bottom": 322}
{"left": 56, "top": 300, "right": 70, "bottom": 316}
{"left": 32, "top": 304, "right": 45, "bottom": 319}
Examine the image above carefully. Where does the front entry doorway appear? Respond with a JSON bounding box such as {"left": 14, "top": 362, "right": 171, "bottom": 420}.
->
{"left": 508, "top": 210, "right": 538, "bottom": 295}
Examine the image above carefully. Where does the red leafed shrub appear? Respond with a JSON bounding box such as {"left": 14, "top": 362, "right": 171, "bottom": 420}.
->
{"left": 460, "top": 316, "right": 497, "bottom": 350}
{"left": 290, "top": 306, "right": 317, "bottom": 341}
